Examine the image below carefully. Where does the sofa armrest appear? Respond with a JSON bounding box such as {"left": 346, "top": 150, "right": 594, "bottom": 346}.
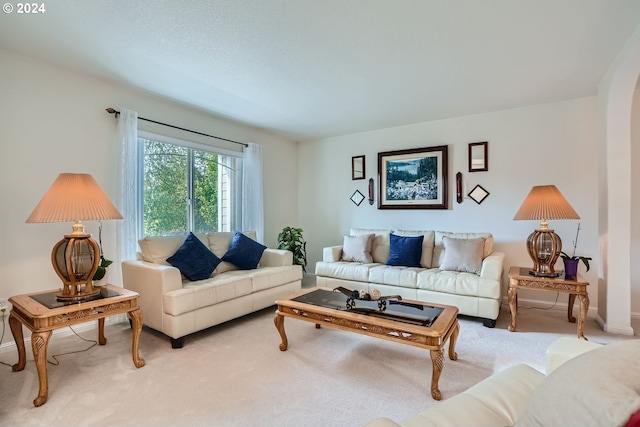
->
{"left": 122, "top": 260, "right": 183, "bottom": 332}
{"left": 260, "top": 248, "right": 293, "bottom": 266}
{"left": 323, "top": 245, "right": 343, "bottom": 262}
{"left": 545, "top": 336, "right": 602, "bottom": 374}
{"left": 480, "top": 252, "right": 505, "bottom": 281}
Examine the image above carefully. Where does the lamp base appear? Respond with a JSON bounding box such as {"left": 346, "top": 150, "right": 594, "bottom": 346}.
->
{"left": 528, "top": 270, "right": 562, "bottom": 278}
{"left": 56, "top": 288, "right": 101, "bottom": 302}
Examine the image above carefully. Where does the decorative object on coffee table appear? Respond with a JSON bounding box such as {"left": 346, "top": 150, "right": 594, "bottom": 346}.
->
{"left": 513, "top": 185, "right": 580, "bottom": 278}
{"left": 25, "top": 173, "right": 123, "bottom": 302}
{"left": 333, "top": 286, "right": 401, "bottom": 311}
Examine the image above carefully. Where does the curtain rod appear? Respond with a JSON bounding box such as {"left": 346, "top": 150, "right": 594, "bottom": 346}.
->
{"left": 105, "top": 108, "right": 248, "bottom": 147}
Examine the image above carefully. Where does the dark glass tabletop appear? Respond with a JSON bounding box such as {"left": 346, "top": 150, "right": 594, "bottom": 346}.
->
{"left": 30, "top": 287, "right": 122, "bottom": 309}
{"left": 292, "top": 288, "right": 443, "bottom": 327}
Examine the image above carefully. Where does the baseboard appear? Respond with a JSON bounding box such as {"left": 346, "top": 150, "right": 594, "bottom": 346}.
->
{"left": 0, "top": 313, "right": 128, "bottom": 356}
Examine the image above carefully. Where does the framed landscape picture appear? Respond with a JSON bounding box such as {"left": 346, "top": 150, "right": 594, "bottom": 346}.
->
{"left": 378, "top": 145, "right": 448, "bottom": 209}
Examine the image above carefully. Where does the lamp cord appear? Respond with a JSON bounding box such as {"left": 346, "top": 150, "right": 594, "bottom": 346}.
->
{"left": 0, "top": 310, "right": 97, "bottom": 368}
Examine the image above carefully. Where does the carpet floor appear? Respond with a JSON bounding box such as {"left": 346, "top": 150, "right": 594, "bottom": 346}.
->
{"left": 0, "top": 302, "right": 636, "bottom": 427}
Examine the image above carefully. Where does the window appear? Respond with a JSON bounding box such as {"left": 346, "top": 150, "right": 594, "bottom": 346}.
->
{"left": 138, "top": 133, "right": 242, "bottom": 237}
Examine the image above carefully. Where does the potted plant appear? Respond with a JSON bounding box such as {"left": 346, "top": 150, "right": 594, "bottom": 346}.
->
{"left": 277, "top": 226, "right": 307, "bottom": 272}
{"left": 91, "top": 222, "right": 113, "bottom": 283}
{"left": 560, "top": 223, "right": 591, "bottom": 280}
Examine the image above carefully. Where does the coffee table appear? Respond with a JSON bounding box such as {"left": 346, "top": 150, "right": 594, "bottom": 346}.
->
{"left": 274, "top": 287, "right": 459, "bottom": 400}
{"left": 9, "top": 284, "right": 145, "bottom": 407}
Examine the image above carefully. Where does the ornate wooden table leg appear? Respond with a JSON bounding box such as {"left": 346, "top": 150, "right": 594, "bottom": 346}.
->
{"left": 32, "top": 330, "right": 52, "bottom": 407}
{"left": 568, "top": 294, "right": 577, "bottom": 323}
{"left": 9, "top": 312, "right": 26, "bottom": 372}
{"left": 98, "top": 318, "right": 107, "bottom": 345}
{"left": 508, "top": 284, "right": 518, "bottom": 332}
{"left": 274, "top": 311, "right": 288, "bottom": 351}
{"left": 127, "top": 308, "right": 146, "bottom": 368}
{"left": 577, "top": 294, "right": 589, "bottom": 340}
{"left": 429, "top": 348, "right": 444, "bottom": 400}
{"left": 448, "top": 322, "right": 459, "bottom": 361}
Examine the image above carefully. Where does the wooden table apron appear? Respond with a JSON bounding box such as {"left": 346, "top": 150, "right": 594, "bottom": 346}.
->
{"left": 273, "top": 287, "right": 460, "bottom": 401}
{"left": 507, "top": 266, "right": 590, "bottom": 340}
{"left": 8, "top": 284, "right": 145, "bottom": 407}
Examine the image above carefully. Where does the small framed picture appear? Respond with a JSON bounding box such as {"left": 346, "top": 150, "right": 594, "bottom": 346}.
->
{"left": 352, "top": 155, "right": 365, "bottom": 180}
{"left": 468, "top": 184, "right": 490, "bottom": 204}
{"left": 468, "top": 141, "right": 488, "bottom": 172}
{"left": 350, "top": 190, "right": 365, "bottom": 206}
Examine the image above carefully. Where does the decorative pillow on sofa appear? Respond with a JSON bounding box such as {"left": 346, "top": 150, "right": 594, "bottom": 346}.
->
{"left": 386, "top": 234, "right": 424, "bottom": 267}
{"left": 166, "top": 232, "right": 222, "bottom": 281}
{"left": 341, "top": 234, "right": 374, "bottom": 263}
{"left": 515, "top": 339, "right": 640, "bottom": 427}
{"left": 221, "top": 231, "right": 267, "bottom": 270}
{"left": 439, "top": 236, "right": 485, "bottom": 274}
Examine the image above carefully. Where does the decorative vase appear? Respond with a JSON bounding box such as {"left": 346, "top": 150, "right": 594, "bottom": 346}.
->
{"left": 563, "top": 259, "right": 579, "bottom": 280}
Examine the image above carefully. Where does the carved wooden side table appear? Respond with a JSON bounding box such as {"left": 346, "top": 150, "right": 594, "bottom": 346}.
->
{"left": 507, "top": 266, "right": 589, "bottom": 340}
{"left": 8, "top": 284, "right": 145, "bottom": 407}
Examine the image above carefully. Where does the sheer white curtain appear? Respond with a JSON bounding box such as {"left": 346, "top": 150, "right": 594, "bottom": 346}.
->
{"left": 116, "top": 108, "right": 139, "bottom": 262}
{"left": 242, "top": 143, "right": 264, "bottom": 243}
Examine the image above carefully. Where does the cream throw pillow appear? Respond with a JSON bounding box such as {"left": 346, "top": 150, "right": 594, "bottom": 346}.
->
{"left": 439, "top": 236, "right": 485, "bottom": 274}
{"left": 515, "top": 339, "right": 640, "bottom": 427}
{"left": 341, "top": 234, "right": 374, "bottom": 263}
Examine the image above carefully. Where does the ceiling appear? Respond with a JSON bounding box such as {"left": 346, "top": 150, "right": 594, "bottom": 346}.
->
{"left": 1, "top": 1, "right": 640, "bottom": 141}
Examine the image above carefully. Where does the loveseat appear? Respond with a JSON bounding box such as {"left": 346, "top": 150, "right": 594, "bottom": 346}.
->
{"left": 122, "top": 231, "right": 302, "bottom": 348}
{"left": 364, "top": 337, "right": 640, "bottom": 427}
{"left": 315, "top": 229, "right": 505, "bottom": 327}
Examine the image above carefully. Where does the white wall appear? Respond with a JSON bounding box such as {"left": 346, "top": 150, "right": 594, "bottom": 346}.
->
{"left": 0, "top": 48, "right": 299, "bottom": 305}
{"left": 299, "top": 97, "right": 600, "bottom": 306}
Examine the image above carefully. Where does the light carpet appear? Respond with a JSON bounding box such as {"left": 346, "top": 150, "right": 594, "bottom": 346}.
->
{"left": 0, "top": 303, "right": 636, "bottom": 427}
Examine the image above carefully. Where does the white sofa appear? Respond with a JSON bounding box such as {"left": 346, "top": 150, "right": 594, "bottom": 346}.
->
{"left": 364, "top": 337, "right": 640, "bottom": 427}
{"left": 315, "top": 229, "right": 505, "bottom": 327}
{"left": 122, "top": 231, "right": 302, "bottom": 348}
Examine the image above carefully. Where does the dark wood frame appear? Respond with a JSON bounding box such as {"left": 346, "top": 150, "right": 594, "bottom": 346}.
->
{"left": 468, "top": 184, "right": 490, "bottom": 204}
{"left": 352, "top": 155, "right": 365, "bottom": 180}
{"left": 468, "top": 141, "right": 488, "bottom": 172}
{"left": 378, "top": 145, "right": 448, "bottom": 210}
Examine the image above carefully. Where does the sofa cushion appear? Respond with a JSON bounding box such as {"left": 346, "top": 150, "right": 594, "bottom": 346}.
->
{"left": 417, "top": 269, "right": 502, "bottom": 299}
{"left": 393, "top": 230, "right": 436, "bottom": 268}
{"left": 138, "top": 233, "right": 208, "bottom": 265}
{"left": 516, "top": 339, "right": 640, "bottom": 427}
{"left": 386, "top": 234, "right": 424, "bottom": 267}
{"left": 163, "top": 275, "right": 253, "bottom": 316}
{"left": 221, "top": 231, "right": 267, "bottom": 270}
{"left": 351, "top": 228, "right": 393, "bottom": 264}
{"left": 341, "top": 234, "right": 374, "bottom": 263}
{"left": 207, "top": 231, "right": 258, "bottom": 273}
{"left": 166, "top": 232, "right": 222, "bottom": 281}
{"left": 315, "top": 261, "right": 377, "bottom": 283}
{"left": 432, "top": 231, "right": 493, "bottom": 268}
{"left": 439, "top": 236, "right": 485, "bottom": 274}
{"left": 369, "top": 265, "right": 421, "bottom": 289}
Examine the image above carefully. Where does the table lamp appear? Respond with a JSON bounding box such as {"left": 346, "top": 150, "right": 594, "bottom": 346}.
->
{"left": 26, "top": 173, "right": 123, "bottom": 301}
{"left": 513, "top": 185, "right": 579, "bottom": 277}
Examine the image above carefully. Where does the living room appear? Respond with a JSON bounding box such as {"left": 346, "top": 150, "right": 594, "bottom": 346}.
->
{"left": 2, "top": 1, "right": 640, "bottom": 426}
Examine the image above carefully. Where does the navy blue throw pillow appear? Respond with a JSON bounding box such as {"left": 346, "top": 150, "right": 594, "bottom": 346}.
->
{"left": 166, "top": 232, "right": 221, "bottom": 281}
{"left": 221, "top": 231, "right": 267, "bottom": 270}
{"left": 386, "top": 234, "right": 424, "bottom": 267}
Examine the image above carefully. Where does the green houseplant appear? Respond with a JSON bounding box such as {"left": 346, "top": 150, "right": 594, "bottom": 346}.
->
{"left": 91, "top": 222, "right": 113, "bottom": 281}
{"left": 560, "top": 223, "right": 591, "bottom": 279}
{"left": 277, "top": 226, "right": 307, "bottom": 272}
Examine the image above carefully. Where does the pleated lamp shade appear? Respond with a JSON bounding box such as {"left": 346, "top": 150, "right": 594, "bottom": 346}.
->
{"left": 26, "top": 173, "right": 122, "bottom": 226}
{"left": 513, "top": 185, "right": 579, "bottom": 278}
{"left": 513, "top": 185, "right": 579, "bottom": 223}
